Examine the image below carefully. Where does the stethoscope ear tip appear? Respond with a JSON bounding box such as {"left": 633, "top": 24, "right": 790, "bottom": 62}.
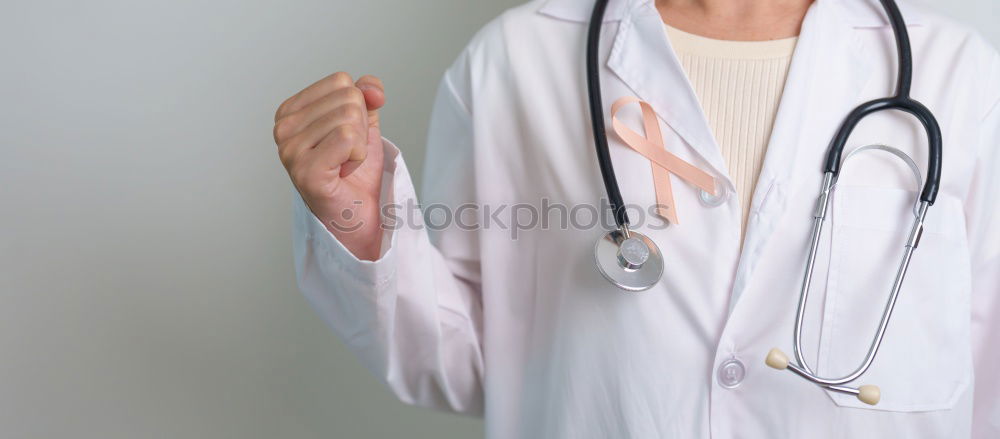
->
{"left": 857, "top": 385, "right": 881, "bottom": 405}
{"left": 765, "top": 348, "right": 789, "bottom": 370}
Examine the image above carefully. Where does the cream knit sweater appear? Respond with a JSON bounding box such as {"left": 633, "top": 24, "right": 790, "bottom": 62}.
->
{"left": 665, "top": 24, "right": 797, "bottom": 238}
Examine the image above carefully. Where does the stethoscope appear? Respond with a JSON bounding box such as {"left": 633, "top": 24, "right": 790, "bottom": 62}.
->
{"left": 586, "top": 0, "right": 942, "bottom": 405}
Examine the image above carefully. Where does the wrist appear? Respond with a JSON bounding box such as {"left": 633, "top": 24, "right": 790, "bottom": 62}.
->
{"left": 310, "top": 195, "right": 384, "bottom": 261}
{"left": 325, "top": 217, "right": 383, "bottom": 261}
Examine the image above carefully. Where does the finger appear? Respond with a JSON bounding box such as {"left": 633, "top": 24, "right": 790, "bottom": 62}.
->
{"left": 294, "top": 125, "right": 362, "bottom": 193}
{"left": 339, "top": 154, "right": 364, "bottom": 177}
{"left": 277, "top": 72, "right": 355, "bottom": 120}
{"left": 288, "top": 149, "right": 349, "bottom": 204}
{"left": 312, "top": 123, "right": 366, "bottom": 169}
{"left": 355, "top": 75, "right": 385, "bottom": 129}
{"left": 282, "top": 103, "right": 367, "bottom": 160}
{"left": 340, "top": 125, "right": 382, "bottom": 177}
{"left": 274, "top": 86, "right": 367, "bottom": 142}
{"left": 355, "top": 75, "right": 385, "bottom": 111}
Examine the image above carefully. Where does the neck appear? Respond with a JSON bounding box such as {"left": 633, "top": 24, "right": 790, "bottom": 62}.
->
{"left": 655, "top": 0, "right": 812, "bottom": 41}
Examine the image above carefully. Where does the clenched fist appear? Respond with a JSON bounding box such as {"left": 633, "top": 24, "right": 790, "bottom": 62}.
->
{"left": 274, "top": 72, "right": 386, "bottom": 261}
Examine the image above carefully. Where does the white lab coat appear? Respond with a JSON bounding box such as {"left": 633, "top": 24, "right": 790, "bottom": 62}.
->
{"left": 292, "top": 0, "right": 1000, "bottom": 437}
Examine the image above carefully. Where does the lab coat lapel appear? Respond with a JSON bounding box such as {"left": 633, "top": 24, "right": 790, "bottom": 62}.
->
{"left": 605, "top": 0, "right": 727, "bottom": 177}
{"left": 731, "top": 0, "right": 876, "bottom": 308}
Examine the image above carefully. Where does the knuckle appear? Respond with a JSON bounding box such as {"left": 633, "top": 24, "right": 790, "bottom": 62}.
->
{"left": 341, "top": 103, "right": 364, "bottom": 121}
{"left": 343, "top": 86, "right": 365, "bottom": 104}
{"left": 275, "top": 96, "right": 295, "bottom": 120}
{"left": 331, "top": 71, "right": 353, "bottom": 88}
{"left": 332, "top": 124, "right": 360, "bottom": 143}
{"left": 273, "top": 115, "right": 298, "bottom": 142}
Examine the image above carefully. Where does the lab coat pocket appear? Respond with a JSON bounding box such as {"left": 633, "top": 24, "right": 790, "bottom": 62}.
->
{"left": 818, "top": 186, "right": 972, "bottom": 411}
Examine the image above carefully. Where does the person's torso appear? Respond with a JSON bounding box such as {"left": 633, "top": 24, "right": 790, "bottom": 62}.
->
{"left": 447, "top": 0, "right": 991, "bottom": 436}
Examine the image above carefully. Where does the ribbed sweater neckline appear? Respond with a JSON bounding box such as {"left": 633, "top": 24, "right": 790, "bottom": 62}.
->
{"left": 664, "top": 24, "right": 798, "bottom": 59}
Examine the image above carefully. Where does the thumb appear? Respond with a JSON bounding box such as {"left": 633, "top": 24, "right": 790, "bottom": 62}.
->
{"left": 355, "top": 75, "right": 385, "bottom": 130}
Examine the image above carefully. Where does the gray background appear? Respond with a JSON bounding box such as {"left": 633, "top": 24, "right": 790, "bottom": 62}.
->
{"left": 0, "top": 0, "right": 995, "bottom": 438}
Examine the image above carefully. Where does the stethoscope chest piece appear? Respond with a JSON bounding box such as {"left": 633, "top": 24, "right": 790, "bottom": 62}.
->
{"left": 594, "top": 229, "right": 664, "bottom": 291}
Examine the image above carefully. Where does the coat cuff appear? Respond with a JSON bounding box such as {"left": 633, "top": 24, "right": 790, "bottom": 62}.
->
{"left": 292, "top": 137, "right": 412, "bottom": 287}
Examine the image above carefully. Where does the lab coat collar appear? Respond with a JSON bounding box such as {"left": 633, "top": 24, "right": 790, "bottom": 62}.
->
{"left": 537, "top": 0, "right": 927, "bottom": 28}
{"left": 602, "top": 0, "right": 729, "bottom": 176}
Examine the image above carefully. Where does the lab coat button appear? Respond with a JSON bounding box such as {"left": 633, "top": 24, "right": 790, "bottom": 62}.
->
{"left": 717, "top": 358, "right": 746, "bottom": 388}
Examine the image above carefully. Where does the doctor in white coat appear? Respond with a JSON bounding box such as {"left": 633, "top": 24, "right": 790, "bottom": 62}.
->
{"left": 272, "top": 0, "right": 1000, "bottom": 437}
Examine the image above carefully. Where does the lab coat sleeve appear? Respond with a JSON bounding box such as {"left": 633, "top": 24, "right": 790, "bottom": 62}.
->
{"left": 969, "top": 51, "right": 1000, "bottom": 438}
{"left": 291, "top": 71, "right": 484, "bottom": 415}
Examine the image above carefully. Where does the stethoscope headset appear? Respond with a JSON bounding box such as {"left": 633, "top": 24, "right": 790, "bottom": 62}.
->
{"left": 586, "top": 0, "right": 943, "bottom": 405}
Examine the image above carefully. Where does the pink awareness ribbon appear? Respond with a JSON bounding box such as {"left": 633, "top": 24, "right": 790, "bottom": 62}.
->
{"left": 610, "top": 96, "right": 716, "bottom": 225}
